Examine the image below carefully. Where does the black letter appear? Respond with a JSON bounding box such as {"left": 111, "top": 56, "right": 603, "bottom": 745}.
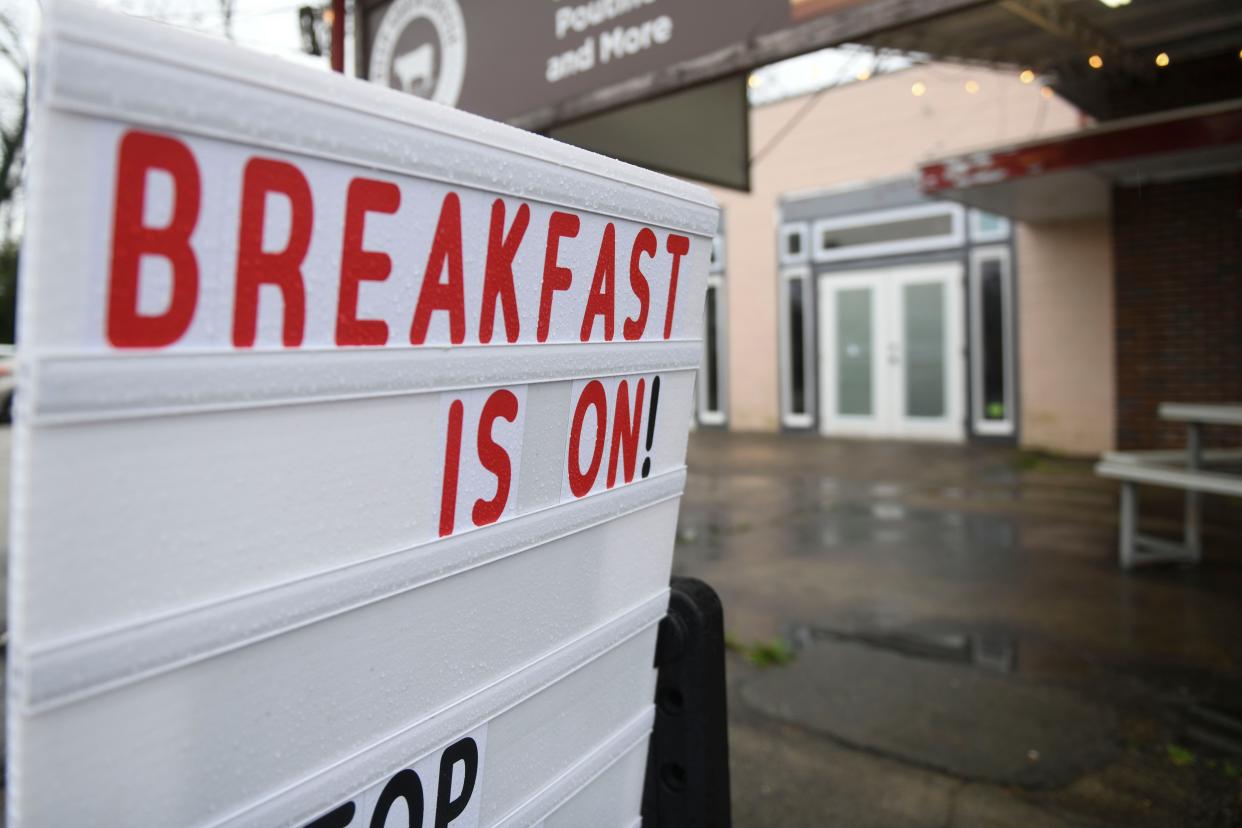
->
{"left": 435, "top": 737, "right": 479, "bottom": 827}
{"left": 371, "top": 769, "right": 424, "bottom": 828}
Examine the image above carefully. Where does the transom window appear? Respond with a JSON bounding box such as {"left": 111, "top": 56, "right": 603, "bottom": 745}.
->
{"left": 812, "top": 204, "right": 964, "bottom": 263}
{"left": 969, "top": 209, "right": 1011, "bottom": 243}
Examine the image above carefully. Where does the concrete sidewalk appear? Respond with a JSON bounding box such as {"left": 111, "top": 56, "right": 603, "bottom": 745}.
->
{"left": 676, "top": 431, "right": 1242, "bottom": 827}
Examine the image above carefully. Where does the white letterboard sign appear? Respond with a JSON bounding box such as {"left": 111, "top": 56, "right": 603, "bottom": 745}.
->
{"left": 8, "top": 3, "right": 717, "bottom": 825}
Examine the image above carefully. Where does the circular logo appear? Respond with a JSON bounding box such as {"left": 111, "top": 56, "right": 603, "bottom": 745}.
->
{"left": 369, "top": 0, "right": 467, "bottom": 107}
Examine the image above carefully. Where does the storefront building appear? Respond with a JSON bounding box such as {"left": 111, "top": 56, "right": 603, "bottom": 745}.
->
{"left": 923, "top": 100, "right": 1242, "bottom": 453}
{"left": 698, "top": 56, "right": 1241, "bottom": 457}
{"left": 698, "top": 59, "right": 1088, "bottom": 449}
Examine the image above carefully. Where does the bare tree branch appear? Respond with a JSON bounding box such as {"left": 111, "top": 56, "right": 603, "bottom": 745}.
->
{"left": 0, "top": 11, "right": 28, "bottom": 210}
{"left": 218, "top": 0, "right": 235, "bottom": 40}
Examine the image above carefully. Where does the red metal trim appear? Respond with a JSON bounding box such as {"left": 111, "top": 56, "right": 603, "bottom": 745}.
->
{"left": 920, "top": 105, "right": 1242, "bottom": 192}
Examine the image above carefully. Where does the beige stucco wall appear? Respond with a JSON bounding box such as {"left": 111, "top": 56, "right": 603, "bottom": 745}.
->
{"left": 1016, "top": 219, "right": 1116, "bottom": 455}
{"left": 709, "top": 63, "right": 1080, "bottom": 431}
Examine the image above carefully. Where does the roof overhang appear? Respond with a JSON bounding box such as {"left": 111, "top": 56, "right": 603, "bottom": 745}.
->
{"left": 918, "top": 99, "right": 1242, "bottom": 221}
{"left": 861, "top": 0, "right": 1242, "bottom": 122}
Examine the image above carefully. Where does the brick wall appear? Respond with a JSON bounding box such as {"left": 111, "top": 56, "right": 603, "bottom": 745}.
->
{"left": 1113, "top": 172, "right": 1242, "bottom": 449}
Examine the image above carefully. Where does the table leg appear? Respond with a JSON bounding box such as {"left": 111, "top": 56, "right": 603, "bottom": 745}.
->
{"left": 1185, "top": 422, "right": 1202, "bottom": 562}
{"left": 1120, "top": 481, "right": 1137, "bottom": 569}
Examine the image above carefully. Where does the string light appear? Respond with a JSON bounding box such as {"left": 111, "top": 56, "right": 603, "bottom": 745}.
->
{"left": 1040, "top": 86, "right": 1054, "bottom": 99}
{"left": 747, "top": 74, "right": 763, "bottom": 89}
{"left": 1155, "top": 52, "right": 1170, "bottom": 67}
{"left": 911, "top": 81, "right": 927, "bottom": 97}
{"left": 856, "top": 68, "right": 872, "bottom": 82}
{"left": 1019, "top": 69, "right": 1036, "bottom": 84}
{"left": 965, "top": 80, "right": 980, "bottom": 94}
{"left": 1088, "top": 54, "right": 1104, "bottom": 69}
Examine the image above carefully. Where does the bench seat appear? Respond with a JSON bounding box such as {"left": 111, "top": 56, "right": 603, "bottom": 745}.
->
{"left": 1096, "top": 459, "right": 1242, "bottom": 498}
{"left": 1095, "top": 449, "right": 1242, "bottom": 569}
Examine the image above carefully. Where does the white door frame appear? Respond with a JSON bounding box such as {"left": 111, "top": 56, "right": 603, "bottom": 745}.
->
{"left": 697, "top": 273, "right": 727, "bottom": 426}
{"left": 818, "top": 271, "right": 888, "bottom": 437}
{"left": 891, "top": 263, "right": 964, "bottom": 442}
{"left": 968, "top": 245, "right": 1015, "bottom": 436}
{"left": 779, "top": 266, "right": 814, "bottom": 429}
{"left": 818, "top": 263, "right": 964, "bottom": 442}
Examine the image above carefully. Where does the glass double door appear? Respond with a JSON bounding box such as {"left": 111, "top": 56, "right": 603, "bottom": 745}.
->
{"left": 818, "top": 263, "right": 964, "bottom": 441}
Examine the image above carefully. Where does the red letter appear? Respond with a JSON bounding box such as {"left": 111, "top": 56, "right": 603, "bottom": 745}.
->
{"left": 537, "top": 211, "right": 580, "bottom": 342}
{"left": 336, "top": 178, "right": 399, "bottom": 346}
{"left": 439, "top": 399, "right": 464, "bottom": 537}
{"left": 472, "top": 389, "right": 520, "bottom": 527}
{"left": 580, "top": 223, "right": 616, "bottom": 342}
{"left": 233, "top": 158, "right": 312, "bottom": 347}
{"left": 624, "top": 228, "right": 655, "bottom": 341}
{"left": 567, "top": 380, "right": 607, "bottom": 498}
{"left": 107, "top": 130, "right": 201, "bottom": 348}
{"left": 663, "top": 234, "right": 690, "bottom": 340}
{"left": 410, "top": 192, "right": 466, "bottom": 345}
{"left": 607, "top": 378, "right": 645, "bottom": 488}
{"left": 480, "top": 200, "right": 528, "bottom": 344}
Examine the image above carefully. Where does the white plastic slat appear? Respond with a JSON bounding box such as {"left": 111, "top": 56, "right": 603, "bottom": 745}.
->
{"left": 239, "top": 619, "right": 661, "bottom": 828}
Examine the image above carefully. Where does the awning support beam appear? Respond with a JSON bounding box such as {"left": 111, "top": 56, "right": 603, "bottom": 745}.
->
{"left": 997, "top": 0, "right": 1148, "bottom": 79}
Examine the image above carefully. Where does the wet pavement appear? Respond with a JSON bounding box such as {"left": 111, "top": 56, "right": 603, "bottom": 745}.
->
{"left": 676, "top": 430, "right": 1242, "bottom": 827}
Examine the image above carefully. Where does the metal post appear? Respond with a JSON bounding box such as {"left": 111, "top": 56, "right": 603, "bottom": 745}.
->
{"left": 1186, "top": 422, "right": 1202, "bottom": 561}
{"left": 331, "top": 0, "right": 346, "bottom": 73}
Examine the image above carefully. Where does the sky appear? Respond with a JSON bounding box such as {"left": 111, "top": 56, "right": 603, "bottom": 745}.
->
{"left": 3, "top": 0, "right": 344, "bottom": 73}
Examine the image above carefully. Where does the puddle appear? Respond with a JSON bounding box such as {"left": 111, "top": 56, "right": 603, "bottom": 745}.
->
{"left": 869, "top": 482, "right": 902, "bottom": 498}
{"left": 871, "top": 502, "right": 906, "bottom": 521}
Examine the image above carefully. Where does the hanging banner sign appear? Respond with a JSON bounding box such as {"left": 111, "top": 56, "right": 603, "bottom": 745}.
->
{"left": 356, "top": 0, "right": 984, "bottom": 128}
{"left": 8, "top": 3, "right": 716, "bottom": 826}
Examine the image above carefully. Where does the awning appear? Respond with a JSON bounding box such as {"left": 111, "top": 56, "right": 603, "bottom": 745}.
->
{"left": 918, "top": 99, "right": 1242, "bottom": 221}
{"left": 859, "top": 0, "right": 1242, "bottom": 122}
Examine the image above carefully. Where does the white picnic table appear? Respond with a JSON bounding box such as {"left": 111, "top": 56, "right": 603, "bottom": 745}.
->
{"left": 1096, "top": 402, "right": 1242, "bottom": 568}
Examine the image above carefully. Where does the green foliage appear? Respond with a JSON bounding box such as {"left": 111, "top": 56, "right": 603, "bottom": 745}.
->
{"left": 1166, "top": 744, "right": 1195, "bottom": 768}
{"left": 723, "top": 632, "right": 797, "bottom": 668}
{"left": 1013, "top": 450, "right": 1046, "bottom": 472}
{"left": 747, "top": 638, "right": 795, "bottom": 668}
